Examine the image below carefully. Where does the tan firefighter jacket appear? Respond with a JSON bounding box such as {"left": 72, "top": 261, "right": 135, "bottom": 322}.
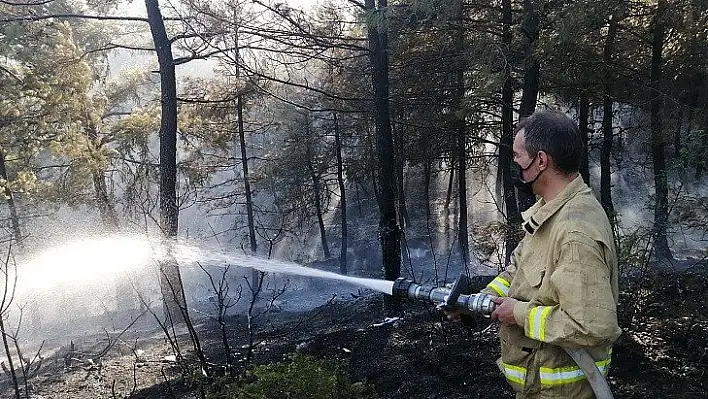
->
{"left": 482, "top": 175, "right": 621, "bottom": 398}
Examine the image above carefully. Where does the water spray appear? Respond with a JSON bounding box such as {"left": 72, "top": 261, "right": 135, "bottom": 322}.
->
{"left": 391, "top": 272, "right": 496, "bottom": 316}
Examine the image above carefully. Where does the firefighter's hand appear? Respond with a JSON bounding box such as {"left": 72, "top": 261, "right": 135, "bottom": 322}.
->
{"left": 491, "top": 297, "right": 518, "bottom": 325}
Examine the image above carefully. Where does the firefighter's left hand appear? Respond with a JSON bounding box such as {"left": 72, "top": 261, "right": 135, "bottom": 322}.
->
{"left": 491, "top": 297, "right": 519, "bottom": 325}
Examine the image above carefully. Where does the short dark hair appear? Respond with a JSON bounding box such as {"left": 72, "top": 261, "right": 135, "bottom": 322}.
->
{"left": 514, "top": 111, "right": 583, "bottom": 174}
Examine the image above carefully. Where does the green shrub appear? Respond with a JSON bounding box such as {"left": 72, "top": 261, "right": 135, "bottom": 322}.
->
{"left": 208, "top": 353, "right": 376, "bottom": 399}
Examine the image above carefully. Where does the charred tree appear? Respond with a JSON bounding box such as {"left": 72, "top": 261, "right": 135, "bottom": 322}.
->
{"left": 456, "top": 131, "right": 469, "bottom": 265}
{"left": 519, "top": 0, "right": 540, "bottom": 118}
{"left": 230, "top": 21, "right": 260, "bottom": 290}
{"left": 305, "top": 117, "right": 331, "bottom": 259}
{"left": 236, "top": 91, "right": 262, "bottom": 290}
{"left": 237, "top": 93, "right": 260, "bottom": 260}
{"left": 365, "top": 0, "right": 401, "bottom": 315}
{"left": 517, "top": 0, "right": 540, "bottom": 211}
{"left": 334, "top": 113, "right": 348, "bottom": 275}
{"left": 500, "top": 0, "right": 520, "bottom": 265}
{"left": 453, "top": 0, "right": 469, "bottom": 265}
{"left": 579, "top": 93, "right": 590, "bottom": 185}
{"left": 146, "top": 0, "right": 187, "bottom": 323}
{"left": 650, "top": 0, "right": 672, "bottom": 262}
{"left": 0, "top": 318, "right": 20, "bottom": 399}
{"left": 457, "top": 127, "right": 469, "bottom": 265}
{"left": 147, "top": 0, "right": 210, "bottom": 377}
{"left": 0, "top": 253, "right": 21, "bottom": 399}
{"left": 601, "top": 13, "right": 618, "bottom": 226}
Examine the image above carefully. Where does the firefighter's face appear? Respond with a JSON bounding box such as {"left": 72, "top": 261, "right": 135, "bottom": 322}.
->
{"left": 513, "top": 129, "right": 538, "bottom": 180}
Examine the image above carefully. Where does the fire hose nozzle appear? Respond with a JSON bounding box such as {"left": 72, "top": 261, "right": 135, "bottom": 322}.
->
{"left": 464, "top": 292, "right": 496, "bottom": 315}
{"left": 392, "top": 276, "right": 496, "bottom": 316}
{"left": 392, "top": 277, "right": 415, "bottom": 298}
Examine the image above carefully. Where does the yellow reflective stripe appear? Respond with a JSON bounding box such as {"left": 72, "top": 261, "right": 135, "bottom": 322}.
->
{"left": 486, "top": 276, "right": 510, "bottom": 297}
{"left": 540, "top": 369, "right": 586, "bottom": 385}
{"left": 596, "top": 358, "right": 611, "bottom": 375}
{"left": 529, "top": 307, "right": 538, "bottom": 339}
{"left": 540, "top": 358, "right": 612, "bottom": 386}
{"left": 502, "top": 363, "right": 526, "bottom": 386}
{"left": 538, "top": 306, "right": 552, "bottom": 341}
{"left": 528, "top": 306, "right": 552, "bottom": 341}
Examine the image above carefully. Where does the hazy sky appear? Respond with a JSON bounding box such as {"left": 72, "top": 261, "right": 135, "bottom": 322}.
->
{"left": 110, "top": 0, "right": 323, "bottom": 81}
{"left": 120, "top": 0, "right": 320, "bottom": 16}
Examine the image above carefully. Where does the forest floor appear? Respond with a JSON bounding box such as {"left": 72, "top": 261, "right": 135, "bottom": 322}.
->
{"left": 2, "top": 271, "right": 707, "bottom": 399}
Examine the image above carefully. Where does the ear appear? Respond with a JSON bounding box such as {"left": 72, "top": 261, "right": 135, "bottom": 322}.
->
{"left": 537, "top": 151, "right": 549, "bottom": 171}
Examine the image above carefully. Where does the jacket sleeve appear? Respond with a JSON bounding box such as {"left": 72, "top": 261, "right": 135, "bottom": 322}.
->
{"left": 480, "top": 240, "right": 523, "bottom": 297}
{"left": 512, "top": 232, "right": 621, "bottom": 347}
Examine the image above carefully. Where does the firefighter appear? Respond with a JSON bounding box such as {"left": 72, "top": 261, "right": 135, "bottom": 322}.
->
{"left": 450, "top": 110, "right": 621, "bottom": 398}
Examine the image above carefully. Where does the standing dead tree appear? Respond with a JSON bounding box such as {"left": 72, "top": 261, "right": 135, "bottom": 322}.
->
{"left": 0, "top": 245, "right": 21, "bottom": 399}
{"left": 198, "top": 262, "right": 242, "bottom": 376}
{"left": 0, "top": 245, "right": 42, "bottom": 399}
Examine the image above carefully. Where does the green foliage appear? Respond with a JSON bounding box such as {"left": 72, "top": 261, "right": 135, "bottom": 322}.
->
{"left": 256, "top": 104, "right": 335, "bottom": 222}
{"left": 617, "top": 228, "right": 652, "bottom": 273}
{"left": 207, "top": 353, "right": 375, "bottom": 399}
{"left": 0, "top": 12, "right": 97, "bottom": 213}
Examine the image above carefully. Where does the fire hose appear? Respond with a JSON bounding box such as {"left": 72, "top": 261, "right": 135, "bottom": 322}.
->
{"left": 391, "top": 273, "right": 614, "bottom": 399}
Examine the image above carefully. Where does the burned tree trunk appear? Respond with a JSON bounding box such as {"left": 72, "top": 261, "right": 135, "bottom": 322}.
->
{"left": 517, "top": 0, "right": 540, "bottom": 211}
{"left": 231, "top": 22, "right": 260, "bottom": 290}
{"left": 334, "top": 113, "right": 348, "bottom": 275}
{"left": 146, "top": 0, "right": 187, "bottom": 323}
{"left": 237, "top": 93, "right": 257, "bottom": 259}
{"left": 601, "top": 13, "right": 618, "bottom": 226}
{"left": 305, "top": 125, "right": 331, "bottom": 259}
{"left": 457, "top": 128, "right": 469, "bottom": 265}
{"left": 0, "top": 253, "right": 21, "bottom": 399}
{"left": 500, "top": 0, "right": 520, "bottom": 265}
{"left": 650, "top": 0, "right": 672, "bottom": 262}
{"left": 147, "top": 0, "right": 210, "bottom": 377}
{"left": 519, "top": 0, "right": 540, "bottom": 118}
{"left": 453, "top": 0, "right": 469, "bottom": 265}
{"left": 365, "top": 0, "right": 401, "bottom": 315}
{"left": 236, "top": 91, "right": 261, "bottom": 289}
{"left": 674, "top": 109, "right": 682, "bottom": 160}
{"left": 579, "top": 93, "right": 590, "bottom": 185}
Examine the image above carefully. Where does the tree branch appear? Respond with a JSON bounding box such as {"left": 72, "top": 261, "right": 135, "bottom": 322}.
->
{"left": 0, "top": 13, "right": 187, "bottom": 23}
{"left": 346, "top": 0, "right": 366, "bottom": 9}
{"left": 0, "top": 0, "right": 54, "bottom": 5}
{"left": 0, "top": 13, "right": 150, "bottom": 23}
{"left": 0, "top": 65, "right": 22, "bottom": 83}
{"left": 81, "top": 43, "right": 155, "bottom": 59}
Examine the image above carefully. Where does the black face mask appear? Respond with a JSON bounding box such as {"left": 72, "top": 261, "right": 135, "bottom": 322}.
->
{"left": 510, "top": 154, "right": 543, "bottom": 195}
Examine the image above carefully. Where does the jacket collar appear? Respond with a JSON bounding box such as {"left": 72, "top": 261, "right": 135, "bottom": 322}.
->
{"left": 520, "top": 175, "right": 588, "bottom": 235}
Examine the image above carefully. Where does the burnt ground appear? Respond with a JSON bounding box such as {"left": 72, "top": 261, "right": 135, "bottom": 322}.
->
{"left": 2, "top": 272, "right": 707, "bottom": 399}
